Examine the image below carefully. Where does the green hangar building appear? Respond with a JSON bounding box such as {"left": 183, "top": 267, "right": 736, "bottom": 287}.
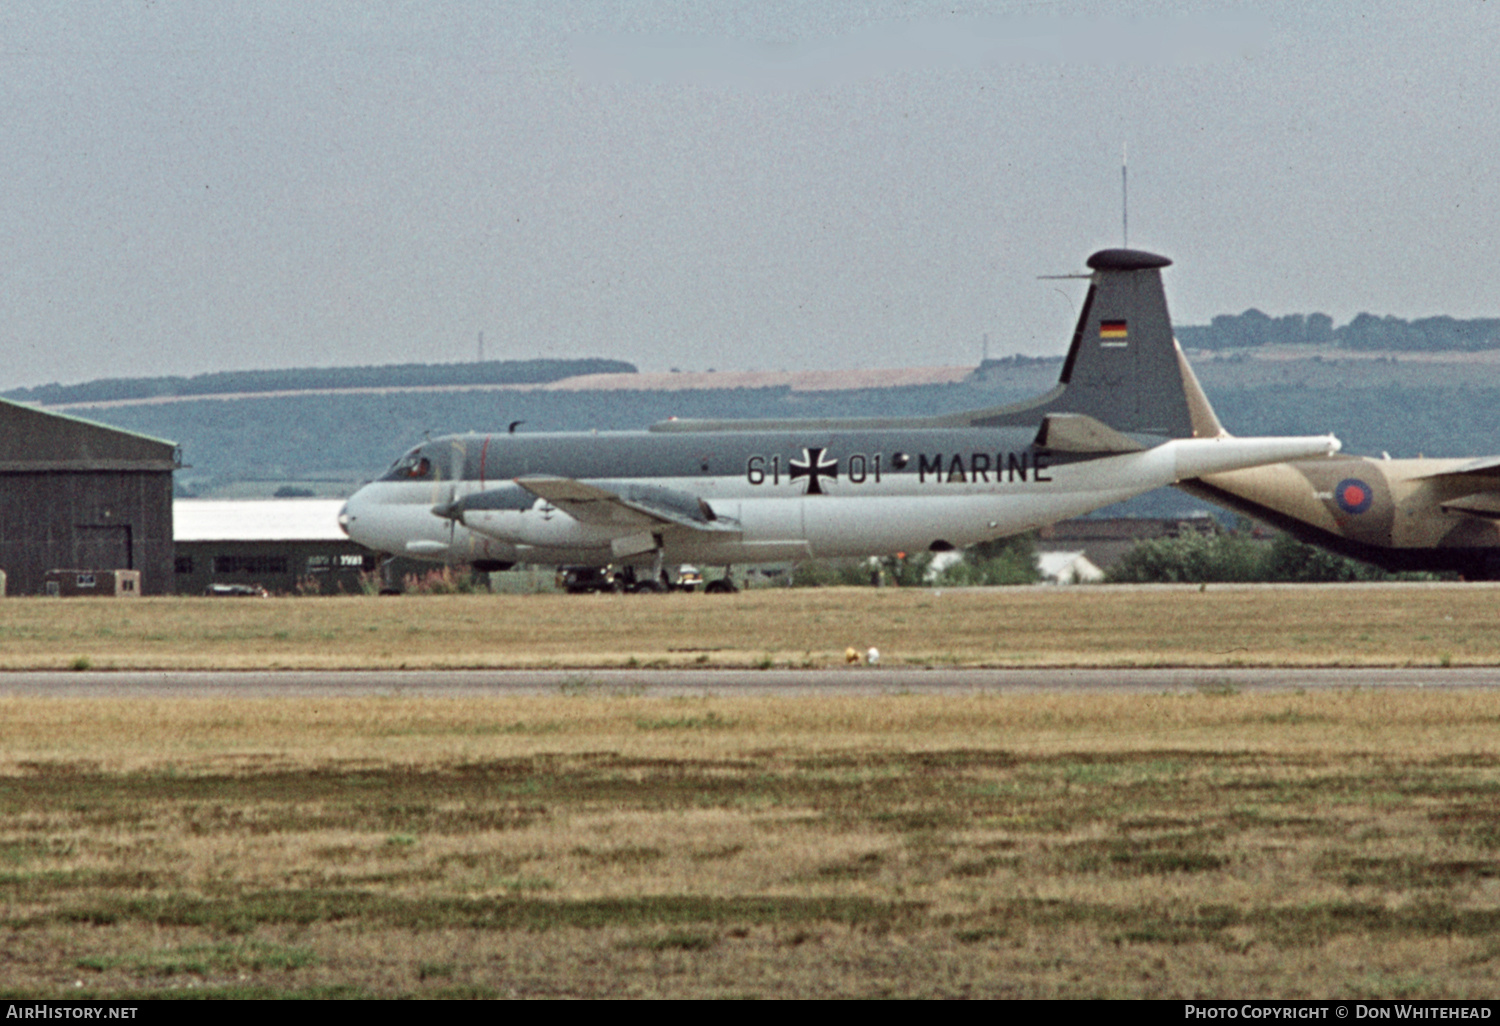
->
{"left": 0, "top": 399, "right": 179, "bottom": 595}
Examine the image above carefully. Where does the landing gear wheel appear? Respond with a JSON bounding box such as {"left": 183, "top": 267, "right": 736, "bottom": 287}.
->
{"left": 377, "top": 555, "right": 403, "bottom": 595}
{"left": 704, "top": 579, "right": 739, "bottom": 594}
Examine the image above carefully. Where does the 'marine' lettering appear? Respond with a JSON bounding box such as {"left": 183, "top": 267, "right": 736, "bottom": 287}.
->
{"left": 917, "top": 452, "right": 1053, "bottom": 484}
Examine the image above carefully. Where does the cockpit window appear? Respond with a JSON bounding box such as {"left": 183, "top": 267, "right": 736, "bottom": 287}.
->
{"left": 383, "top": 450, "right": 434, "bottom": 481}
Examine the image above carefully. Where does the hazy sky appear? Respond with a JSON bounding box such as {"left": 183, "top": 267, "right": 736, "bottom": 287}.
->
{"left": 2, "top": 2, "right": 1497, "bottom": 388}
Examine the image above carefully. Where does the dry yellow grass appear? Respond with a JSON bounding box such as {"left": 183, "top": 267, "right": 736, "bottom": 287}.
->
{"left": 4, "top": 690, "right": 1500, "bottom": 997}
{"left": 1, "top": 583, "right": 1497, "bottom": 670}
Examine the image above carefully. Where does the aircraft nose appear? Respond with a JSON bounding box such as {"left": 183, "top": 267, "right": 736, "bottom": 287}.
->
{"left": 339, "top": 487, "right": 373, "bottom": 545}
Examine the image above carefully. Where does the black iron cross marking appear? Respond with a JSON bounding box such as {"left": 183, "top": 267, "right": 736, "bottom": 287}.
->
{"left": 789, "top": 447, "right": 838, "bottom": 494}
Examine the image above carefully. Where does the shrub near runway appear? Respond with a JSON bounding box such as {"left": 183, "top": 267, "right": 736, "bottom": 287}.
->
{"left": 4, "top": 690, "right": 1500, "bottom": 997}
{"left": 1, "top": 584, "right": 1499, "bottom": 669}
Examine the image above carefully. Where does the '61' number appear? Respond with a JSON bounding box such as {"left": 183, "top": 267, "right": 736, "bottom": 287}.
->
{"left": 746, "top": 455, "right": 780, "bottom": 485}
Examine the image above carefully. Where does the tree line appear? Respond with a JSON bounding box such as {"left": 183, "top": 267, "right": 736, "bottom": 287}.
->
{"left": 1176, "top": 310, "right": 1500, "bottom": 352}
{"left": 1103, "top": 527, "right": 1440, "bottom": 583}
{"left": 779, "top": 528, "right": 1424, "bottom": 587}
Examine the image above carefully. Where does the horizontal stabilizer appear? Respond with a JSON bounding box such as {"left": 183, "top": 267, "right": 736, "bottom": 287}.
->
{"left": 1035, "top": 414, "right": 1146, "bottom": 454}
{"left": 1169, "top": 434, "right": 1341, "bottom": 480}
{"left": 514, "top": 477, "right": 738, "bottom": 533}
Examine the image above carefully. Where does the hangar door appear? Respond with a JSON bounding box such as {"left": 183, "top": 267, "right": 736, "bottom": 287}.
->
{"left": 74, "top": 525, "right": 133, "bottom": 570}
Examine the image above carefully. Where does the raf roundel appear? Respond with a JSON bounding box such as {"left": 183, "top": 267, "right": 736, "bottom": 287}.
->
{"left": 1334, "top": 478, "right": 1374, "bottom": 515}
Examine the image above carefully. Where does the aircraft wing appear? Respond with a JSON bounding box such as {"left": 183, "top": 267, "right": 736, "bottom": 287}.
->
{"left": 514, "top": 476, "right": 738, "bottom": 532}
{"left": 1440, "top": 492, "right": 1500, "bottom": 519}
{"left": 1402, "top": 458, "right": 1500, "bottom": 519}
{"left": 1416, "top": 456, "right": 1500, "bottom": 480}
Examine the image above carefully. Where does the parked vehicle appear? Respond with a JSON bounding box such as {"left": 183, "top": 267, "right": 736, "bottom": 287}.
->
{"left": 204, "top": 583, "right": 270, "bottom": 597}
{"left": 556, "top": 566, "right": 622, "bottom": 594}
{"left": 556, "top": 564, "right": 704, "bottom": 594}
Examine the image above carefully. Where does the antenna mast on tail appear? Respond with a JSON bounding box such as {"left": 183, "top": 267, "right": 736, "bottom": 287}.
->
{"left": 1121, "top": 143, "right": 1128, "bottom": 249}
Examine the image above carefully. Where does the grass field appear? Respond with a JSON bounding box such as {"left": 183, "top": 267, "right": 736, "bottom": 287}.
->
{"left": 0, "top": 583, "right": 1497, "bottom": 670}
{"left": 5, "top": 586, "right": 1500, "bottom": 998}
{"left": 4, "top": 689, "right": 1500, "bottom": 998}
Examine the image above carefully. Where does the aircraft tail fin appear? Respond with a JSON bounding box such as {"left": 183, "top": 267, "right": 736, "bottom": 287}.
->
{"left": 1175, "top": 343, "right": 1226, "bottom": 438}
{"left": 968, "top": 248, "right": 1223, "bottom": 439}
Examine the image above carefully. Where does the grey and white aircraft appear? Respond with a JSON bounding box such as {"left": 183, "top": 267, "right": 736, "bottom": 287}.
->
{"left": 338, "top": 248, "right": 1341, "bottom": 589}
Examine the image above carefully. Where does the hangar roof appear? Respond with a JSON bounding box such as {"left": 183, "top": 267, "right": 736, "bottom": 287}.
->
{"left": 174, "top": 500, "right": 347, "bottom": 542}
{"left": 0, "top": 398, "right": 178, "bottom": 471}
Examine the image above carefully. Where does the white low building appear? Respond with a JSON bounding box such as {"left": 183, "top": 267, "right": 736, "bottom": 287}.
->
{"left": 173, "top": 500, "right": 374, "bottom": 594}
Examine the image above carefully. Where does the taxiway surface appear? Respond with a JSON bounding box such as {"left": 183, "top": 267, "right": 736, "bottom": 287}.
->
{"left": 2, "top": 667, "right": 1499, "bottom": 697}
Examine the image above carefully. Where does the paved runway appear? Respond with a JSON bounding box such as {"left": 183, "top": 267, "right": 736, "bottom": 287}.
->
{"left": 2, "top": 666, "right": 1500, "bottom": 697}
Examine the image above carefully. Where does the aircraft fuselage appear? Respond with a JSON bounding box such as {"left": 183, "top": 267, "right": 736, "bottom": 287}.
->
{"left": 341, "top": 425, "right": 1334, "bottom": 568}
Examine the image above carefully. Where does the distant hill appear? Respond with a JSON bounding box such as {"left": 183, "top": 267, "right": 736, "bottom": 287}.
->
{"left": 1, "top": 358, "right": 637, "bottom": 407}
